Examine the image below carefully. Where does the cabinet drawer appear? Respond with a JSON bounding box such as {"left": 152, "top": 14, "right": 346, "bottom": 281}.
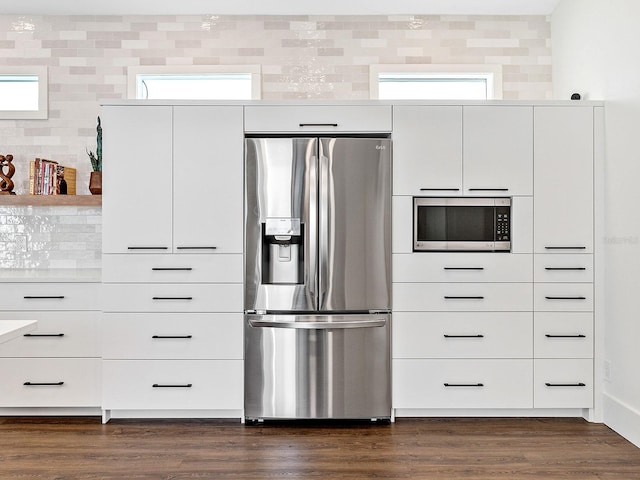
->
{"left": 0, "top": 312, "right": 99, "bottom": 358}
{"left": 393, "top": 359, "right": 533, "bottom": 409}
{"left": 3, "top": 283, "right": 100, "bottom": 311}
{"left": 102, "top": 313, "right": 242, "bottom": 360}
{"left": 0, "top": 358, "right": 101, "bottom": 407}
{"left": 393, "top": 312, "right": 532, "bottom": 359}
{"left": 393, "top": 253, "right": 532, "bottom": 283}
{"left": 534, "top": 254, "right": 593, "bottom": 283}
{"left": 244, "top": 105, "right": 392, "bottom": 133}
{"left": 103, "top": 284, "right": 242, "bottom": 313}
{"left": 534, "top": 312, "right": 593, "bottom": 359}
{"left": 534, "top": 359, "right": 593, "bottom": 408}
{"left": 102, "top": 360, "right": 243, "bottom": 410}
{"left": 102, "top": 254, "right": 243, "bottom": 283}
{"left": 393, "top": 283, "right": 532, "bottom": 312}
{"left": 534, "top": 283, "right": 593, "bottom": 311}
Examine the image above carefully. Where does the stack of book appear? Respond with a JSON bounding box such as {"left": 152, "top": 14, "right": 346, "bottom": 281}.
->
{"left": 29, "top": 158, "right": 77, "bottom": 195}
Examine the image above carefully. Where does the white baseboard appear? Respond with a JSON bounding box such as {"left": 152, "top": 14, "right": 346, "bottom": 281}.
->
{"left": 604, "top": 392, "right": 640, "bottom": 448}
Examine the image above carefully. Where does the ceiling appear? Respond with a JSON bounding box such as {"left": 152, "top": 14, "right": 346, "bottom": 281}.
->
{"left": 0, "top": 0, "right": 561, "bottom": 16}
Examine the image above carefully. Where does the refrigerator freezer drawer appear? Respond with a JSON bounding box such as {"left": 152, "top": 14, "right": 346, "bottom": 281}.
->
{"left": 244, "top": 313, "right": 391, "bottom": 420}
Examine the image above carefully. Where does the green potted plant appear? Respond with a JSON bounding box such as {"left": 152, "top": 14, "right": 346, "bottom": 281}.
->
{"left": 87, "top": 116, "right": 102, "bottom": 194}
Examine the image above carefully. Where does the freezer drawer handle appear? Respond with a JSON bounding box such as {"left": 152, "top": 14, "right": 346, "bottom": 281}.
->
{"left": 545, "top": 383, "right": 586, "bottom": 387}
{"left": 545, "top": 334, "right": 586, "bottom": 338}
{"left": 444, "top": 296, "right": 484, "bottom": 300}
{"left": 420, "top": 188, "right": 460, "bottom": 192}
{"left": 128, "top": 247, "right": 168, "bottom": 250}
{"left": 152, "top": 267, "right": 193, "bottom": 271}
{"left": 444, "top": 267, "right": 484, "bottom": 271}
{"left": 24, "top": 382, "right": 64, "bottom": 386}
{"left": 23, "top": 296, "right": 64, "bottom": 300}
{"left": 299, "top": 123, "right": 338, "bottom": 127}
{"left": 443, "top": 334, "right": 484, "bottom": 338}
{"left": 152, "top": 297, "right": 193, "bottom": 301}
{"left": 152, "top": 384, "right": 193, "bottom": 388}
{"left": 24, "top": 333, "right": 65, "bottom": 337}
{"left": 544, "top": 246, "right": 586, "bottom": 250}
{"left": 248, "top": 319, "right": 386, "bottom": 329}
{"left": 544, "top": 296, "right": 586, "bottom": 300}
{"left": 544, "top": 267, "right": 586, "bottom": 271}
{"left": 176, "top": 246, "right": 217, "bottom": 250}
{"left": 152, "top": 335, "right": 193, "bottom": 339}
{"left": 444, "top": 383, "right": 484, "bottom": 387}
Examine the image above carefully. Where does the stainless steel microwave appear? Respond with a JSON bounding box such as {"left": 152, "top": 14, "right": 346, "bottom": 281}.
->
{"left": 413, "top": 197, "right": 511, "bottom": 252}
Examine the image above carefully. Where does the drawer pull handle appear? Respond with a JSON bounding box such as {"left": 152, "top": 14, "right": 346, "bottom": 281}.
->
{"left": 299, "top": 123, "right": 338, "bottom": 127}
{"left": 419, "top": 188, "right": 460, "bottom": 192}
{"left": 545, "top": 296, "right": 586, "bottom": 300}
{"left": 444, "top": 267, "right": 484, "bottom": 271}
{"left": 444, "top": 296, "right": 484, "bottom": 300}
{"left": 545, "top": 246, "right": 586, "bottom": 250}
{"left": 444, "top": 383, "right": 484, "bottom": 387}
{"left": 151, "top": 267, "right": 193, "bottom": 271}
{"left": 544, "top": 267, "right": 586, "bottom": 271}
{"left": 24, "top": 333, "right": 65, "bottom": 337}
{"left": 444, "top": 334, "right": 484, "bottom": 339}
{"left": 128, "top": 247, "right": 168, "bottom": 250}
{"left": 545, "top": 334, "right": 586, "bottom": 338}
{"left": 23, "top": 296, "right": 65, "bottom": 300}
{"left": 152, "top": 384, "right": 193, "bottom": 388}
{"left": 24, "top": 382, "right": 64, "bottom": 386}
{"left": 468, "top": 188, "right": 509, "bottom": 192}
{"left": 545, "top": 383, "right": 586, "bottom": 387}
{"left": 152, "top": 335, "right": 193, "bottom": 339}
{"left": 152, "top": 297, "right": 193, "bottom": 301}
{"left": 176, "top": 246, "right": 217, "bottom": 250}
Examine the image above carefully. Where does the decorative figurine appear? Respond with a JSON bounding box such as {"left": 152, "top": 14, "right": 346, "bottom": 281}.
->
{"left": 0, "top": 154, "right": 16, "bottom": 195}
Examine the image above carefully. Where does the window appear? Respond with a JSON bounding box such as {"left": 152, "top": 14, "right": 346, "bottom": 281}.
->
{"left": 0, "top": 66, "right": 48, "bottom": 119}
{"left": 370, "top": 65, "right": 502, "bottom": 100}
{"left": 127, "top": 66, "right": 261, "bottom": 100}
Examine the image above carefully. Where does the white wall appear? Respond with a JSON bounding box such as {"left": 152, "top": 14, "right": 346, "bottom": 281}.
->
{"left": 553, "top": 0, "right": 640, "bottom": 447}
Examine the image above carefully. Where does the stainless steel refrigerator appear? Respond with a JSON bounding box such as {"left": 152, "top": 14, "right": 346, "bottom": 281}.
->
{"left": 244, "top": 136, "right": 392, "bottom": 421}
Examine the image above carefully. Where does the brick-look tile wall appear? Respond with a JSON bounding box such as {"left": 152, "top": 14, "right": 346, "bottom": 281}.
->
{"left": 0, "top": 14, "right": 551, "bottom": 268}
{"left": 1, "top": 14, "right": 552, "bottom": 195}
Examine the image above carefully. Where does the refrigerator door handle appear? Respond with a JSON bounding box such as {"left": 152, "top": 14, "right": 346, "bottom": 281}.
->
{"left": 318, "top": 145, "right": 330, "bottom": 309}
{"left": 248, "top": 318, "right": 387, "bottom": 329}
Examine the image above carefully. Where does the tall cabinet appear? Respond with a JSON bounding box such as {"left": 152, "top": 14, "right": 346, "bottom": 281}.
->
{"left": 101, "top": 104, "right": 244, "bottom": 422}
{"left": 391, "top": 102, "right": 601, "bottom": 419}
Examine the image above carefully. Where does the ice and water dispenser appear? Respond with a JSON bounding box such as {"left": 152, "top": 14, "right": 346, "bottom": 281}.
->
{"left": 261, "top": 218, "right": 304, "bottom": 285}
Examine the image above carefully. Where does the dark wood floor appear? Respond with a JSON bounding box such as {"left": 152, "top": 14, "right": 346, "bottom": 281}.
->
{"left": 1, "top": 417, "right": 639, "bottom": 479}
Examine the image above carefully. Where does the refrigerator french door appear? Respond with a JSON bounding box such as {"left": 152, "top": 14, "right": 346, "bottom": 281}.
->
{"left": 244, "top": 136, "right": 391, "bottom": 421}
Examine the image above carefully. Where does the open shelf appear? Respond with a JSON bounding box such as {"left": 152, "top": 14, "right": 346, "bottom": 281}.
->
{"left": 0, "top": 195, "right": 102, "bottom": 207}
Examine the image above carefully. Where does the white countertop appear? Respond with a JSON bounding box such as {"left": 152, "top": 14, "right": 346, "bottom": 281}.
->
{"left": 0, "top": 320, "right": 37, "bottom": 345}
{"left": 0, "top": 269, "right": 101, "bottom": 283}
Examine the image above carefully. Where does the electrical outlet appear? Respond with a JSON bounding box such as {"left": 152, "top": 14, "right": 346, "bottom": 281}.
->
{"left": 604, "top": 360, "right": 612, "bottom": 382}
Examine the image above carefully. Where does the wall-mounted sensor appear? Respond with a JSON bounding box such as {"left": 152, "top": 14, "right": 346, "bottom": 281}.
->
{"left": 571, "top": 93, "right": 581, "bottom": 100}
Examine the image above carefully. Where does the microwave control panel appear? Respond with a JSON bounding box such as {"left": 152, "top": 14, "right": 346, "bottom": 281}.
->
{"left": 496, "top": 206, "right": 510, "bottom": 241}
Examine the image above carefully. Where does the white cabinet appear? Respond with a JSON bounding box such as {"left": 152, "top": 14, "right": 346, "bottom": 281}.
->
{"left": 102, "top": 105, "right": 244, "bottom": 254}
{"left": 534, "top": 106, "right": 593, "bottom": 253}
{"left": 392, "top": 105, "right": 533, "bottom": 197}
{"left": 244, "top": 105, "right": 392, "bottom": 133}
{"left": 392, "top": 106, "right": 463, "bottom": 195}
{"left": 393, "top": 359, "right": 533, "bottom": 409}
{"left": 173, "top": 106, "right": 243, "bottom": 254}
{"left": 102, "top": 105, "right": 173, "bottom": 254}
{"left": 0, "top": 280, "right": 102, "bottom": 411}
{"left": 463, "top": 106, "right": 533, "bottom": 196}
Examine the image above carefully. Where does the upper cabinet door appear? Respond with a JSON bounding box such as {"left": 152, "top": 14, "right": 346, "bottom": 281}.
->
{"left": 392, "top": 106, "right": 463, "bottom": 196}
{"left": 173, "top": 106, "right": 244, "bottom": 254}
{"left": 102, "top": 106, "right": 173, "bottom": 254}
{"left": 534, "top": 106, "right": 593, "bottom": 253}
{"left": 463, "top": 106, "right": 533, "bottom": 196}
